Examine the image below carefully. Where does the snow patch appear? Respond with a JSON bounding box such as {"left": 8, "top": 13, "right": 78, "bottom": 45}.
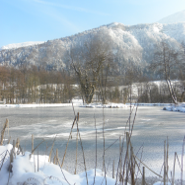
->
{"left": 0, "top": 99, "right": 83, "bottom": 108}
{"left": 163, "top": 103, "right": 185, "bottom": 113}
{"left": 1, "top": 41, "right": 45, "bottom": 50}
{"left": 80, "top": 103, "right": 128, "bottom": 108}
{"left": 0, "top": 145, "right": 116, "bottom": 185}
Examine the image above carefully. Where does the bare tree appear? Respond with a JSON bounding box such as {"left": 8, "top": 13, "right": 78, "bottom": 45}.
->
{"left": 123, "top": 62, "right": 142, "bottom": 103}
{"left": 68, "top": 31, "right": 113, "bottom": 104}
{"left": 150, "top": 41, "right": 184, "bottom": 104}
{"left": 179, "top": 42, "right": 185, "bottom": 102}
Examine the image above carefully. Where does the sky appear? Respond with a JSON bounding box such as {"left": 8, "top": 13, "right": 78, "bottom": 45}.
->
{"left": 1, "top": 0, "right": 185, "bottom": 47}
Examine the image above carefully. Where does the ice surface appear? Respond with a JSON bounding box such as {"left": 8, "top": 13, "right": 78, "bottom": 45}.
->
{"left": 0, "top": 105, "right": 184, "bottom": 184}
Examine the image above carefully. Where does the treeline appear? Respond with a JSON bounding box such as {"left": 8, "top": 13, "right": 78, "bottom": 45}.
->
{"left": 0, "top": 65, "right": 184, "bottom": 104}
{"left": 0, "top": 66, "right": 75, "bottom": 104}
{"left": 104, "top": 81, "right": 184, "bottom": 104}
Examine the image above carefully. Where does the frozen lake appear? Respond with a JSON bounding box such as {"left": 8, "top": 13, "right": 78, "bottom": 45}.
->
{"left": 0, "top": 106, "right": 185, "bottom": 178}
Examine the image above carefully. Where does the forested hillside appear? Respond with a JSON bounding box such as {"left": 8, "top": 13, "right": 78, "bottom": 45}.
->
{"left": 0, "top": 22, "right": 185, "bottom": 76}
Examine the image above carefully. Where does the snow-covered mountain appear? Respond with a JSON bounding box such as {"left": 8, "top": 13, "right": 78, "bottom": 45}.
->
{"left": 0, "top": 41, "right": 45, "bottom": 50}
{"left": 159, "top": 10, "right": 185, "bottom": 24}
{"left": 0, "top": 22, "right": 185, "bottom": 74}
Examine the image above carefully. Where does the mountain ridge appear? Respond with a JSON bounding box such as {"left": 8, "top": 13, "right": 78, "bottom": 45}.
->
{"left": 158, "top": 10, "right": 185, "bottom": 24}
{"left": 0, "top": 22, "right": 184, "bottom": 74}
{"left": 0, "top": 41, "right": 45, "bottom": 50}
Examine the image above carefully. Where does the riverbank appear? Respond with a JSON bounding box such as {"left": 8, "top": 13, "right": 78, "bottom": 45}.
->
{"left": 163, "top": 103, "right": 185, "bottom": 113}
{"left": 0, "top": 102, "right": 172, "bottom": 108}
{"left": 0, "top": 101, "right": 184, "bottom": 113}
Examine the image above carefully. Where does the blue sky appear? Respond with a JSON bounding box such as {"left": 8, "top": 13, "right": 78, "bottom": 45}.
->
{"left": 1, "top": 0, "right": 185, "bottom": 47}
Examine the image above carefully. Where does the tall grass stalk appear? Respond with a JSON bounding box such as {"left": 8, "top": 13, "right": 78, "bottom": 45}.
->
{"left": 102, "top": 108, "right": 107, "bottom": 185}
{"left": 0, "top": 119, "right": 9, "bottom": 145}
{"left": 92, "top": 114, "right": 98, "bottom": 185}
{"left": 76, "top": 114, "right": 89, "bottom": 185}
{"left": 31, "top": 135, "right": 34, "bottom": 154}
{"left": 74, "top": 113, "right": 79, "bottom": 175}
{"left": 181, "top": 136, "right": 185, "bottom": 185}
{"left": 61, "top": 116, "right": 77, "bottom": 168}
{"left": 172, "top": 152, "right": 177, "bottom": 185}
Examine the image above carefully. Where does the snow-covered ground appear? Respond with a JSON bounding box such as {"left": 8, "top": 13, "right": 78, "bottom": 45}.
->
{"left": 0, "top": 100, "right": 184, "bottom": 113}
{"left": 0, "top": 144, "right": 116, "bottom": 185}
{"left": 80, "top": 103, "right": 128, "bottom": 108}
{"left": 0, "top": 99, "right": 83, "bottom": 108}
{"left": 163, "top": 103, "right": 185, "bottom": 113}
{"left": 1, "top": 144, "right": 184, "bottom": 185}
{"left": 128, "top": 103, "right": 172, "bottom": 106}
{"left": 80, "top": 102, "right": 171, "bottom": 108}
{"left": 0, "top": 103, "right": 79, "bottom": 108}
{"left": 0, "top": 102, "right": 170, "bottom": 109}
{"left": 80, "top": 102, "right": 185, "bottom": 113}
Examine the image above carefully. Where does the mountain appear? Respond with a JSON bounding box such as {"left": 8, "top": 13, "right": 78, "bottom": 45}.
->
{"left": 0, "top": 41, "right": 45, "bottom": 50}
{"left": 159, "top": 10, "right": 185, "bottom": 24}
{"left": 0, "top": 22, "right": 185, "bottom": 74}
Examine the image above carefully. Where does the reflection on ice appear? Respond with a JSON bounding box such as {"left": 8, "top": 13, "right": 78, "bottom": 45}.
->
{"left": 140, "top": 119, "right": 152, "bottom": 121}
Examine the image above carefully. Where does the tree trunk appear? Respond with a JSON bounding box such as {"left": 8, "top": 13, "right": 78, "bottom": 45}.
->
{"left": 166, "top": 79, "right": 178, "bottom": 104}
{"left": 180, "top": 90, "right": 185, "bottom": 102}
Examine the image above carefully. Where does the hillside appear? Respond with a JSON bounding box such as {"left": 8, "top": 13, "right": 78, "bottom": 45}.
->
{"left": 0, "top": 22, "right": 185, "bottom": 74}
{"left": 0, "top": 41, "right": 45, "bottom": 50}
{"left": 159, "top": 10, "right": 185, "bottom": 24}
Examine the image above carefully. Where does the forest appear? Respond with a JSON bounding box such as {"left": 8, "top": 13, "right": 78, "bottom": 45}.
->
{"left": 0, "top": 63, "right": 184, "bottom": 104}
